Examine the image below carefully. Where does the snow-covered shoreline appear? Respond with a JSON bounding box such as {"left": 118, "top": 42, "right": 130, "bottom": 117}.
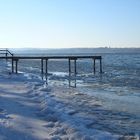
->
{"left": 0, "top": 60, "right": 139, "bottom": 140}
{"left": 0, "top": 75, "right": 115, "bottom": 139}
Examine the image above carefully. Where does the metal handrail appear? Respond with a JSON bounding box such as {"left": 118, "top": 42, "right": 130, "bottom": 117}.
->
{"left": 0, "top": 49, "right": 13, "bottom": 56}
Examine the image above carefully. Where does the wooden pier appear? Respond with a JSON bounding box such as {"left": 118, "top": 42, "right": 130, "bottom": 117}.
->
{"left": 0, "top": 49, "right": 102, "bottom": 86}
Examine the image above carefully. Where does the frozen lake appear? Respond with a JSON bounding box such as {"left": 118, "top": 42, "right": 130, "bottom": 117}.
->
{"left": 0, "top": 48, "right": 140, "bottom": 139}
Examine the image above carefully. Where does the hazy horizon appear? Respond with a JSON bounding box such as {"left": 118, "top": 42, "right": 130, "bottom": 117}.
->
{"left": 3, "top": 47, "right": 139, "bottom": 55}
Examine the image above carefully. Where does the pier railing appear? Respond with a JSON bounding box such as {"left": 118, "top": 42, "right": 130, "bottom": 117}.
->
{"left": 0, "top": 49, "right": 14, "bottom": 59}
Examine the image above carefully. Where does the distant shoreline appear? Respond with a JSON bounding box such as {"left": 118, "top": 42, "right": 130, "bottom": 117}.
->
{"left": 4, "top": 47, "right": 140, "bottom": 55}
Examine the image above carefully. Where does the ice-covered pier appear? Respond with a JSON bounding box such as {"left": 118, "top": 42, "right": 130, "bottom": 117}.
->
{"left": 0, "top": 49, "right": 102, "bottom": 85}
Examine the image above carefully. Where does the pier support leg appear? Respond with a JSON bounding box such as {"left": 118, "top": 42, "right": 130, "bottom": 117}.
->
{"left": 68, "top": 58, "right": 77, "bottom": 88}
{"left": 93, "top": 59, "right": 96, "bottom": 74}
{"left": 68, "top": 58, "right": 71, "bottom": 87}
{"left": 41, "top": 59, "right": 44, "bottom": 74}
{"left": 15, "top": 59, "right": 18, "bottom": 74}
{"left": 74, "top": 59, "right": 77, "bottom": 88}
{"left": 12, "top": 58, "right": 14, "bottom": 73}
{"left": 6, "top": 53, "right": 8, "bottom": 61}
{"left": 45, "top": 59, "right": 48, "bottom": 75}
{"left": 100, "top": 58, "right": 102, "bottom": 73}
{"left": 45, "top": 59, "right": 48, "bottom": 84}
{"left": 68, "top": 58, "right": 71, "bottom": 77}
{"left": 74, "top": 59, "right": 77, "bottom": 77}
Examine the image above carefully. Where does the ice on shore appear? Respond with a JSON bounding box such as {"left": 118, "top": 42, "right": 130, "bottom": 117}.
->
{"left": 0, "top": 75, "right": 117, "bottom": 139}
{"left": 0, "top": 61, "right": 139, "bottom": 140}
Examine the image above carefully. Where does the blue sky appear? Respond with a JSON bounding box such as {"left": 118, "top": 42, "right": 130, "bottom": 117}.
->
{"left": 0, "top": 0, "right": 140, "bottom": 48}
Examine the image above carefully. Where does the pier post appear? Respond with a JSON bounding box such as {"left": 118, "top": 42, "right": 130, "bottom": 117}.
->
{"left": 74, "top": 58, "right": 77, "bottom": 88}
{"left": 12, "top": 58, "right": 14, "bottom": 73}
{"left": 93, "top": 58, "right": 96, "bottom": 74}
{"left": 41, "top": 59, "right": 44, "bottom": 74}
{"left": 68, "top": 58, "right": 71, "bottom": 77}
{"left": 68, "top": 58, "right": 71, "bottom": 87}
{"left": 6, "top": 53, "right": 8, "bottom": 61}
{"left": 45, "top": 59, "right": 48, "bottom": 75}
{"left": 6, "top": 49, "right": 7, "bottom": 61}
{"left": 15, "top": 59, "right": 18, "bottom": 74}
{"left": 68, "top": 58, "right": 77, "bottom": 88}
{"left": 100, "top": 58, "right": 102, "bottom": 73}
{"left": 74, "top": 59, "right": 77, "bottom": 77}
